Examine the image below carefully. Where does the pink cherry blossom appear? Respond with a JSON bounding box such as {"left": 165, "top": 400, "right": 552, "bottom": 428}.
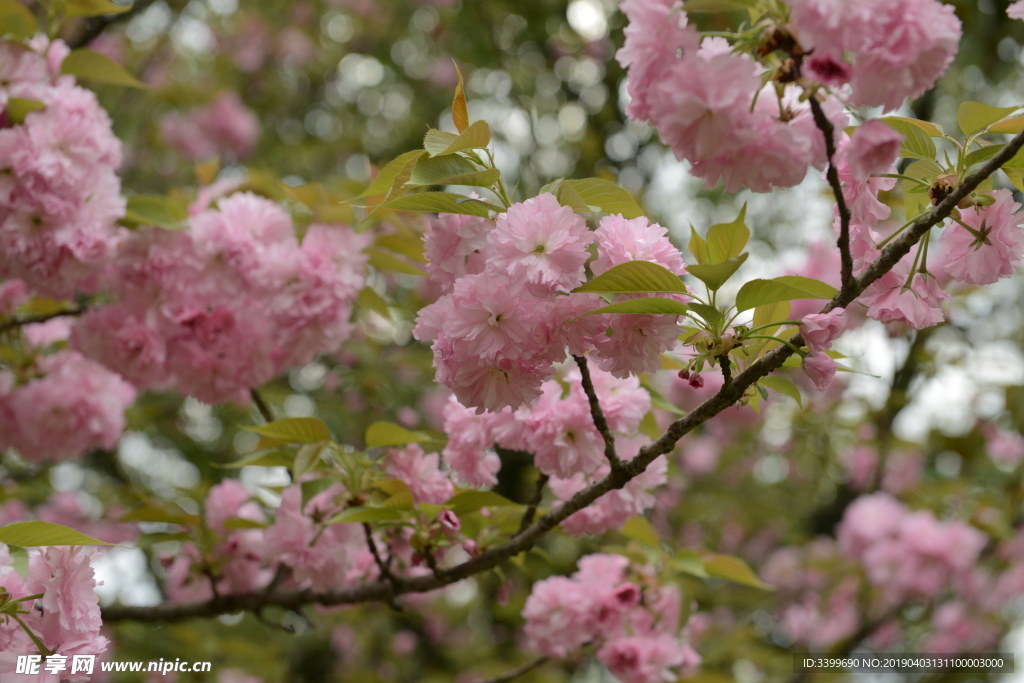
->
{"left": 484, "top": 193, "right": 593, "bottom": 294}
{"left": 160, "top": 92, "right": 261, "bottom": 161}
{"left": 1011, "top": 0, "right": 1024, "bottom": 20}
{"left": 800, "top": 308, "right": 848, "bottom": 353}
{"left": 846, "top": 121, "right": 903, "bottom": 183}
{"left": 860, "top": 267, "right": 949, "bottom": 329}
{"left": 422, "top": 212, "right": 490, "bottom": 292}
{"left": 940, "top": 189, "right": 1024, "bottom": 285}
{"left": 384, "top": 444, "right": 454, "bottom": 504}
{"left": 803, "top": 352, "right": 838, "bottom": 391}
{"left": 592, "top": 214, "right": 687, "bottom": 276}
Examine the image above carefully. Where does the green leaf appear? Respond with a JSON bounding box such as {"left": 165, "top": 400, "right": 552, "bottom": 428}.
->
{"left": 424, "top": 120, "right": 491, "bottom": 156}
{"left": 573, "top": 261, "right": 687, "bottom": 295}
{"left": 1006, "top": 168, "right": 1024, "bottom": 193}
{"left": 963, "top": 144, "right": 1005, "bottom": 169}
{"left": 671, "top": 550, "right": 708, "bottom": 578}
{"left": 8, "top": 545, "right": 28, "bottom": 579}
{"left": 301, "top": 478, "right": 336, "bottom": 509}
{"left": 212, "top": 449, "right": 294, "bottom": 469}
{"left": 988, "top": 117, "right": 1024, "bottom": 135}
{"left": 357, "top": 286, "right": 390, "bottom": 318}
{"left": 366, "top": 248, "right": 426, "bottom": 276}
{"left": 688, "top": 226, "right": 710, "bottom": 265}
{"left": 408, "top": 154, "right": 500, "bottom": 188}
{"left": 122, "top": 195, "right": 188, "bottom": 230}
{"left": 561, "top": 178, "right": 644, "bottom": 219}
{"left": 0, "top": 0, "right": 37, "bottom": 39}
{"left": 356, "top": 150, "right": 425, "bottom": 201}
{"left": 379, "top": 492, "right": 415, "bottom": 510}
{"left": 759, "top": 376, "right": 802, "bottom": 407}
{"left": 0, "top": 521, "right": 120, "bottom": 547}
{"left": 373, "top": 479, "right": 412, "bottom": 497}
{"left": 327, "top": 507, "right": 406, "bottom": 525}
{"left": 6, "top": 97, "right": 45, "bottom": 125}
{"left": 684, "top": 0, "right": 756, "bottom": 10}
{"left": 902, "top": 159, "right": 942, "bottom": 221}
{"left": 243, "top": 417, "right": 331, "bottom": 444}
{"left": 687, "top": 253, "right": 749, "bottom": 292}
{"left": 120, "top": 502, "right": 201, "bottom": 526}
{"left": 582, "top": 297, "right": 688, "bottom": 317}
{"left": 688, "top": 302, "right": 724, "bottom": 327}
{"left": 880, "top": 117, "right": 935, "bottom": 161}
{"left": 66, "top": 0, "right": 131, "bottom": 16}
{"left": 375, "top": 233, "right": 427, "bottom": 263}
{"left": 878, "top": 116, "right": 943, "bottom": 137}
{"left": 957, "top": 102, "right": 1020, "bottom": 136}
{"left": 446, "top": 490, "right": 517, "bottom": 515}
{"left": 292, "top": 442, "right": 326, "bottom": 478}
{"left": 752, "top": 300, "right": 791, "bottom": 335}
{"left": 620, "top": 516, "right": 659, "bottom": 547}
{"left": 365, "top": 421, "right": 438, "bottom": 448}
{"left": 379, "top": 191, "right": 495, "bottom": 218}
{"left": 706, "top": 204, "right": 749, "bottom": 263}
{"left": 703, "top": 554, "right": 772, "bottom": 590}
{"left": 61, "top": 48, "right": 146, "bottom": 88}
{"left": 452, "top": 63, "right": 469, "bottom": 133}
{"left": 735, "top": 276, "right": 838, "bottom": 312}
{"left": 221, "top": 518, "right": 267, "bottom": 530}
{"left": 638, "top": 410, "right": 661, "bottom": 439}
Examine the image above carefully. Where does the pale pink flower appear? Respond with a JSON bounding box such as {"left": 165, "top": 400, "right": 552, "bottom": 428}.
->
{"left": 597, "top": 635, "right": 692, "bottom": 683}
{"left": 846, "top": 121, "right": 903, "bottom": 183}
{"left": 522, "top": 577, "right": 591, "bottom": 656}
{"left": 384, "top": 444, "right": 454, "bottom": 504}
{"left": 0, "top": 351, "right": 135, "bottom": 462}
{"left": 940, "top": 189, "right": 1024, "bottom": 285}
{"left": 592, "top": 308, "right": 682, "bottom": 378}
{"left": 485, "top": 193, "right": 593, "bottom": 294}
{"left": 984, "top": 425, "right": 1024, "bottom": 467}
{"left": 160, "top": 92, "right": 260, "bottom": 161}
{"left": 205, "top": 480, "right": 263, "bottom": 535}
{"left": 800, "top": 308, "right": 847, "bottom": 354}
{"left": 1011, "top": 0, "right": 1024, "bottom": 20}
{"left": 423, "top": 213, "right": 490, "bottom": 292}
{"left": 803, "top": 352, "right": 838, "bottom": 391}
{"left": 27, "top": 547, "right": 102, "bottom": 641}
{"left": 592, "top": 214, "right": 687, "bottom": 276}
{"left": 860, "top": 268, "right": 949, "bottom": 329}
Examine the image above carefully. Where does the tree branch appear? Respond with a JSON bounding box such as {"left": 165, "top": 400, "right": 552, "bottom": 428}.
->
{"left": 517, "top": 473, "right": 549, "bottom": 534}
{"left": 808, "top": 96, "right": 855, "bottom": 294}
{"left": 476, "top": 656, "right": 549, "bottom": 683}
{"left": 69, "top": 0, "right": 159, "bottom": 49}
{"left": 249, "top": 389, "right": 275, "bottom": 423}
{"left": 572, "top": 354, "right": 621, "bottom": 469}
{"left": 0, "top": 308, "right": 86, "bottom": 335}
{"left": 101, "top": 128, "right": 1024, "bottom": 624}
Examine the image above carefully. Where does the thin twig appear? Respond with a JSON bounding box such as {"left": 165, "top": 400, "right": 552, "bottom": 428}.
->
{"left": 808, "top": 96, "right": 855, "bottom": 294}
{"left": 517, "top": 474, "right": 549, "bottom": 534}
{"left": 362, "top": 523, "right": 403, "bottom": 612}
{"left": 572, "top": 355, "right": 622, "bottom": 469}
{"left": 100, "top": 128, "right": 1024, "bottom": 624}
{"left": 477, "top": 656, "right": 549, "bottom": 683}
{"left": 0, "top": 308, "right": 86, "bottom": 335}
{"left": 249, "top": 389, "right": 274, "bottom": 423}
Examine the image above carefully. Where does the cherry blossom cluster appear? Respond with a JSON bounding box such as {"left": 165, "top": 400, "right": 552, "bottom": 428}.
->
{"left": 440, "top": 367, "right": 668, "bottom": 535}
{"left": 160, "top": 92, "right": 261, "bottom": 162}
{"left": 615, "top": 1, "right": 848, "bottom": 193}
{"left": 415, "top": 193, "right": 688, "bottom": 413}
{"left": 71, "top": 192, "right": 370, "bottom": 405}
{"left": 522, "top": 553, "right": 700, "bottom": 683}
{"left": 0, "top": 545, "right": 107, "bottom": 682}
{"left": 0, "top": 37, "right": 125, "bottom": 299}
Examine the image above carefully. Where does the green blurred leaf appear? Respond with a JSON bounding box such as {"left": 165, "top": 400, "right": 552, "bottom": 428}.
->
{"left": 759, "top": 376, "right": 802, "bottom": 407}
{"left": 376, "top": 233, "right": 426, "bottom": 263}
{"left": 301, "top": 479, "right": 336, "bottom": 509}
{"left": 574, "top": 261, "right": 687, "bottom": 294}
{"left": 671, "top": 550, "right": 708, "bottom": 578}
{"left": 687, "top": 253, "right": 749, "bottom": 292}
{"left": 706, "top": 204, "right": 749, "bottom": 263}
{"left": 122, "top": 195, "right": 188, "bottom": 230}
{"left": 327, "top": 507, "right": 406, "bottom": 525}
{"left": 703, "top": 553, "right": 772, "bottom": 590}
{"left": 221, "top": 518, "right": 267, "bottom": 530}
{"left": 582, "top": 297, "right": 688, "bottom": 317}
{"left": 735, "top": 276, "right": 837, "bottom": 312}
{"left": 620, "top": 516, "right": 659, "bottom": 547}
{"left": 0, "top": 521, "right": 121, "bottom": 547}
{"left": 120, "top": 502, "right": 201, "bottom": 526}
{"left": 6, "top": 97, "right": 44, "bottom": 124}
{"left": 688, "top": 302, "right": 724, "bottom": 327}
{"left": 879, "top": 116, "right": 943, "bottom": 137}
{"left": 988, "top": 117, "right": 1024, "bottom": 135}
{"left": 213, "top": 449, "right": 294, "bottom": 469}
{"left": 957, "top": 102, "right": 1020, "bottom": 136}
{"left": 0, "top": 0, "right": 37, "bottom": 39}
{"left": 243, "top": 417, "right": 331, "bottom": 444}
{"left": 379, "top": 492, "right": 415, "bottom": 510}
{"left": 357, "top": 286, "right": 390, "bottom": 318}
{"left": 446, "top": 490, "right": 517, "bottom": 514}
{"left": 366, "top": 247, "right": 426, "bottom": 276}
{"left": 373, "top": 479, "right": 412, "bottom": 497}
{"left": 61, "top": 48, "right": 145, "bottom": 88}
{"left": 66, "top": 0, "right": 131, "bottom": 16}
{"left": 365, "top": 421, "right": 438, "bottom": 448}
